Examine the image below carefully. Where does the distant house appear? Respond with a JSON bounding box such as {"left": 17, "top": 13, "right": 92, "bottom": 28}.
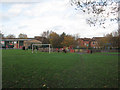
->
{"left": 77, "top": 37, "right": 104, "bottom": 48}
{"left": 77, "top": 38, "right": 92, "bottom": 48}
{"left": 90, "top": 39, "right": 99, "bottom": 48}
{"left": 91, "top": 37, "right": 104, "bottom": 48}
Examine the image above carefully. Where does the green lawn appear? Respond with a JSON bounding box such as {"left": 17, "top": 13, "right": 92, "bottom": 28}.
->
{"left": 94, "top": 52, "right": 120, "bottom": 54}
{"left": 2, "top": 49, "right": 119, "bottom": 88}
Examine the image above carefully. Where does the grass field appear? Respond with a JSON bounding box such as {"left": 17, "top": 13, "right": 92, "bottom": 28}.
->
{"left": 2, "top": 49, "right": 119, "bottom": 88}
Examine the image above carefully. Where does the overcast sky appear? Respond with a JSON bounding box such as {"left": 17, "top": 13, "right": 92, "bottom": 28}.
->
{"left": 0, "top": 0, "right": 118, "bottom": 38}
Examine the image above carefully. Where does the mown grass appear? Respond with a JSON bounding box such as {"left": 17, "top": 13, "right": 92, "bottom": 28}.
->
{"left": 94, "top": 52, "right": 120, "bottom": 54}
{"left": 2, "top": 49, "right": 119, "bottom": 88}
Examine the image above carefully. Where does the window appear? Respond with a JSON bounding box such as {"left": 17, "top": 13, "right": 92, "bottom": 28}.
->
{"left": 14, "top": 41, "right": 17, "bottom": 44}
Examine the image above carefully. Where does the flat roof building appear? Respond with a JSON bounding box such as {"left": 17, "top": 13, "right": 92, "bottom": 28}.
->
{"left": 1, "top": 38, "right": 42, "bottom": 49}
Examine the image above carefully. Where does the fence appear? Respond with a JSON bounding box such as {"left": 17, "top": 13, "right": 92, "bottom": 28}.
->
{"left": 1, "top": 47, "right": 119, "bottom": 53}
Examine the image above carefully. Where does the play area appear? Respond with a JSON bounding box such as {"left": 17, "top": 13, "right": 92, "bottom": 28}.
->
{"left": 2, "top": 49, "right": 119, "bottom": 88}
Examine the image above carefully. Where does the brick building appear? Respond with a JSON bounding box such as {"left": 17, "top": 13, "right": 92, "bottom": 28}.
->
{"left": 91, "top": 37, "right": 104, "bottom": 48}
{"left": 77, "top": 37, "right": 103, "bottom": 48}
{"left": 77, "top": 38, "right": 91, "bottom": 48}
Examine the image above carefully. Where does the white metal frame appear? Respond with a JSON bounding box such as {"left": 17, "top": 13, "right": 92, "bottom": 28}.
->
{"left": 32, "top": 44, "right": 51, "bottom": 53}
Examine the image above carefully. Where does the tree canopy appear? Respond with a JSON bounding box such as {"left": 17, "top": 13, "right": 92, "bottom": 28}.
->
{"left": 40, "top": 31, "right": 78, "bottom": 48}
{"left": 61, "top": 35, "right": 76, "bottom": 47}
{"left": 97, "top": 30, "right": 119, "bottom": 48}
{"left": 18, "top": 33, "right": 28, "bottom": 38}
{"left": 6, "top": 34, "right": 15, "bottom": 38}
{"left": 49, "top": 32, "right": 60, "bottom": 48}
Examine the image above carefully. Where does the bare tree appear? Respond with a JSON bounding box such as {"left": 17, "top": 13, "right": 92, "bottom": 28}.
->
{"left": 74, "top": 33, "right": 80, "bottom": 40}
{"left": 41, "top": 30, "right": 52, "bottom": 38}
{"left": 0, "top": 31, "right": 4, "bottom": 38}
{"left": 40, "top": 30, "right": 52, "bottom": 44}
{"left": 70, "top": 0, "right": 119, "bottom": 28}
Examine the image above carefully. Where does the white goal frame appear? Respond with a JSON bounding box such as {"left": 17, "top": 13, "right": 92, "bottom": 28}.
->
{"left": 32, "top": 44, "right": 51, "bottom": 53}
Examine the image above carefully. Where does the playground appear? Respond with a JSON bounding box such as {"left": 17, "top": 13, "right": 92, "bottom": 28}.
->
{"left": 2, "top": 49, "right": 119, "bottom": 88}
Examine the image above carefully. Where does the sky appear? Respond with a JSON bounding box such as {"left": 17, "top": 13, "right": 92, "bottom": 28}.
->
{"left": 0, "top": 0, "right": 118, "bottom": 38}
